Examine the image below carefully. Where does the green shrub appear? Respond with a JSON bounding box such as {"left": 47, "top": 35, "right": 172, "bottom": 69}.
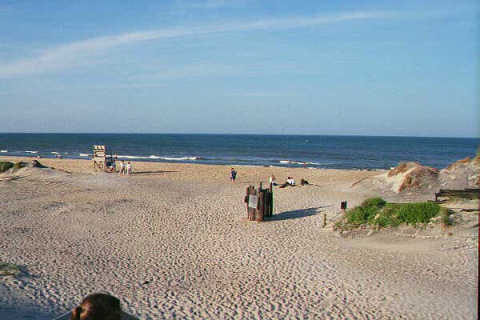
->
{"left": 0, "top": 161, "right": 14, "bottom": 172}
{"left": 342, "top": 198, "right": 441, "bottom": 229}
{"left": 346, "top": 197, "right": 386, "bottom": 225}
{"left": 395, "top": 202, "right": 440, "bottom": 225}
{"left": 373, "top": 204, "right": 402, "bottom": 227}
{"left": 361, "top": 197, "right": 386, "bottom": 208}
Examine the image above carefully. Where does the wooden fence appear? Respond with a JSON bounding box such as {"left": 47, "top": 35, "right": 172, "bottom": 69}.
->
{"left": 435, "top": 188, "right": 479, "bottom": 202}
{"left": 245, "top": 182, "right": 273, "bottom": 222}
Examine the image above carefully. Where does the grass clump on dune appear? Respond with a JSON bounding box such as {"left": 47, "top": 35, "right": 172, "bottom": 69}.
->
{"left": 336, "top": 197, "right": 442, "bottom": 230}
{"left": 0, "top": 262, "right": 20, "bottom": 276}
{"left": 440, "top": 207, "right": 452, "bottom": 226}
{"left": 0, "top": 161, "right": 14, "bottom": 172}
{"left": 346, "top": 197, "right": 386, "bottom": 225}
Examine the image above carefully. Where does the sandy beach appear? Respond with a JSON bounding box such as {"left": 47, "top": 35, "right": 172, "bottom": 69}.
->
{"left": 1, "top": 157, "right": 478, "bottom": 319}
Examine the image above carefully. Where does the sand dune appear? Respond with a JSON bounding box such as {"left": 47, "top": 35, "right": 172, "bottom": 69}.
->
{"left": 0, "top": 158, "right": 478, "bottom": 319}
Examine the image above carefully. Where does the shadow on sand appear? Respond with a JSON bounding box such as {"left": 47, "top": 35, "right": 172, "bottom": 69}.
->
{"left": 132, "top": 170, "right": 178, "bottom": 175}
{"left": 267, "top": 206, "right": 331, "bottom": 221}
{"left": 0, "top": 282, "right": 55, "bottom": 320}
{"left": 53, "top": 310, "right": 139, "bottom": 320}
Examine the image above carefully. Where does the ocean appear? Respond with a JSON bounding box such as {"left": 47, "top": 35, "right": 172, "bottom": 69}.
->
{"left": 0, "top": 133, "right": 478, "bottom": 170}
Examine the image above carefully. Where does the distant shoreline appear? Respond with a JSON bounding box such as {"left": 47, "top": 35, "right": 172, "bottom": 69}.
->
{"left": 0, "top": 132, "right": 478, "bottom": 139}
{"left": 1, "top": 133, "right": 477, "bottom": 170}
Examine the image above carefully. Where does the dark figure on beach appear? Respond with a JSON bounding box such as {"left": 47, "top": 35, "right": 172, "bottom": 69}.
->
{"left": 71, "top": 293, "right": 122, "bottom": 320}
{"left": 279, "top": 177, "right": 295, "bottom": 188}
{"left": 300, "top": 179, "right": 309, "bottom": 186}
{"left": 230, "top": 168, "right": 237, "bottom": 182}
{"left": 303, "top": 162, "right": 307, "bottom": 169}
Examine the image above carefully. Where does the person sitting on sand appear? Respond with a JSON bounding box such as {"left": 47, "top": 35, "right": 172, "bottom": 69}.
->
{"left": 126, "top": 162, "right": 132, "bottom": 176}
{"left": 287, "top": 177, "right": 295, "bottom": 186}
{"left": 279, "top": 177, "right": 295, "bottom": 188}
{"left": 230, "top": 168, "right": 237, "bottom": 182}
{"left": 71, "top": 293, "right": 122, "bottom": 320}
{"left": 269, "top": 174, "right": 277, "bottom": 186}
{"left": 300, "top": 178, "right": 309, "bottom": 186}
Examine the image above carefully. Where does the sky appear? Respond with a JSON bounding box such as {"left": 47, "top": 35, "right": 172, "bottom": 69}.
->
{"left": 0, "top": 0, "right": 478, "bottom": 137}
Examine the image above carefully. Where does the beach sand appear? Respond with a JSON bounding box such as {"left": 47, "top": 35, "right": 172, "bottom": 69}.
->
{"left": 1, "top": 157, "right": 478, "bottom": 319}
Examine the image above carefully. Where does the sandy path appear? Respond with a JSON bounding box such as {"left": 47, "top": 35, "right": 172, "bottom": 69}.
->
{"left": 0, "top": 158, "right": 477, "bottom": 319}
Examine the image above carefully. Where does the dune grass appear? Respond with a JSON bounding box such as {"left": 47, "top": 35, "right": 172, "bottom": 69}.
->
{"left": 0, "top": 262, "right": 20, "bottom": 276}
{"left": 440, "top": 207, "right": 452, "bottom": 226}
{"left": 0, "top": 161, "right": 14, "bottom": 172}
{"left": 336, "top": 197, "right": 442, "bottom": 230}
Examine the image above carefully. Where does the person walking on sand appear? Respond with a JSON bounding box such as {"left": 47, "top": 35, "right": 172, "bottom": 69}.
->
{"left": 126, "top": 161, "right": 132, "bottom": 176}
{"left": 119, "top": 160, "right": 125, "bottom": 176}
{"left": 230, "top": 168, "right": 237, "bottom": 182}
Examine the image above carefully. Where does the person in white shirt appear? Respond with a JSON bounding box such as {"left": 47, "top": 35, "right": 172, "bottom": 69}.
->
{"left": 119, "top": 160, "right": 125, "bottom": 176}
{"left": 126, "top": 162, "right": 132, "bottom": 176}
{"left": 269, "top": 175, "right": 276, "bottom": 186}
{"left": 287, "top": 177, "right": 295, "bottom": 186}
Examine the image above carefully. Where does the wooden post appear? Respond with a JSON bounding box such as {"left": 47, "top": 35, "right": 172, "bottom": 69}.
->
{"left": 245, "top": 186, "right": 250, "bottom": 220}
{"left": 246, "top": 185, "right": 256, "bottom": 221}
{"left": 264, "top": 188, "right": 269, "bottom": 218}
{"left": 323, "top": 213, "right": 327, "bottom": 228}
{"left": 256, "top": 190, "right": 264, "bottom": 222}
{"left": 250, "top": 187, "right": 256, "bottom": 221}
{"left": 270, "top": 183, "right": 273, "bottom": 217}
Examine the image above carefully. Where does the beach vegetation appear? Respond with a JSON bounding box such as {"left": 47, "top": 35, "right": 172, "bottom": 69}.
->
{"left": 0, "top": 262, "right": 20, "bottom": 276}
{"left": 388, "top": 162, "right": 409, "bottom": 177}
{"left": 0, "top": 161, "right": 14, "bottom": 172}
{"left": 14, "top": 162, "right": 27, "bottom": 169}
{"left": 335, "top": 197, "right": 442, "bottom": 230}
{"left": 440, "top": 207, "right": 453, "bottom": 226}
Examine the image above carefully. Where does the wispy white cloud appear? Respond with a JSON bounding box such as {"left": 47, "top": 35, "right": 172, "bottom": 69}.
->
{"left": 0, "top": 12, "right": 392, "bottom": 78}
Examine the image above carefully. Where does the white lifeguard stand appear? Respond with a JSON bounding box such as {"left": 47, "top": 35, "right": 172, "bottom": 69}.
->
{"left": 93, "top": 145, "right": 113, "bottom": 172}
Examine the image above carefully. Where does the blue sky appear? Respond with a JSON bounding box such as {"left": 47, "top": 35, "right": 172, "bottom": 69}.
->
{"left": 0, "top": 0, "right": 478, "bottom": 137}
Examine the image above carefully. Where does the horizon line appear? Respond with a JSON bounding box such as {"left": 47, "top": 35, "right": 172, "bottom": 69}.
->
{"left": 0, "top": 132, "right": 478, "bottom": 139}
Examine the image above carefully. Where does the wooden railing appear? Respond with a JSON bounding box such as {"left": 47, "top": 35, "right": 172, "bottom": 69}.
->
{"left": 434, "top": 188, "right": 479, "bottom": 202}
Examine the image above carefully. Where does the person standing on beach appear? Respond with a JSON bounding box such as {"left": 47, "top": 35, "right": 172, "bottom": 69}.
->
{"left": 126, "top": 162, "right": 132, "bottom": 176}
{"left": 119, "top": 160, "right": 125, "bottom": 176}
{"left": 230, "top": 168, "right": 237, "bottom": 182}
